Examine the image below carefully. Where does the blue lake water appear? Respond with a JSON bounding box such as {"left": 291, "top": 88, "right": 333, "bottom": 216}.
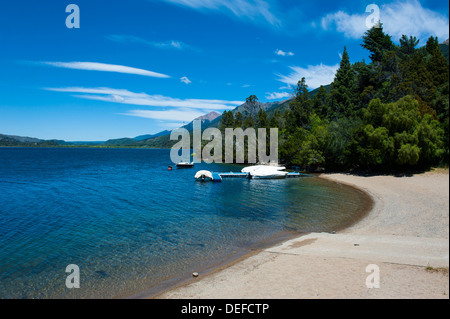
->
{"left": 0, "top": 147, "right": 369, "bottom": 299}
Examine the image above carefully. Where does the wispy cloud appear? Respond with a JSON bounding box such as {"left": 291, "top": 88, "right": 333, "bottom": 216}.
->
{"left": 265, "top": 91, "right": 291, "bottom": 100}
{"left": 41, "top": 61, "right": 170, "bottom": 78}
{"left": 180, "top": 76, "right": 192, "bottom": 84}
{"left": 274, "top": 49, "right": 294, "bottom": 56}
{"left": 276, "top": 63, "right": 339, "bottom": 90}
{"left": 321, "top": 0, "right": 449, "bottom": 42}
{"left": 107, "top": 35, "right": 196, "bottom": 51}
{"left": 122, "top": 109, "right": 206, "bottom": 121}
{"left": 159, "top": 0, "right": 280, "bottom": 26}
{"left": 45, "top": 87, "right": 243, "bottom": 110}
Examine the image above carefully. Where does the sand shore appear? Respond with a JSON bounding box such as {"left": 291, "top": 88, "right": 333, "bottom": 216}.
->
{"left": 155, "top": 169, "right": 449, "bottom": 299}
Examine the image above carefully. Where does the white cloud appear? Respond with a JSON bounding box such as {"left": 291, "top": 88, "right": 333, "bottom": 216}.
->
{"left": 107, "top": 35, "right": 195, "bottom": 51}
{"left": 160, "top": 0, "right": 280, "bottom": 26}
{"left": 41, "top": 61, "right": 170, "bottom": 78}
{"left": 122, "top": 109, "right": 206, "bottom": 121}
{"left": 180, "top": 76, "right": 192, "bottom": 84}
{"left": 265, "top": 91, "right": 291, "bottom": 100}
{"left": 275, "top": 49, "right": 294, "bottom": 56}
{"left": 276, "top": 64, "right": 339, "bottom": 90}
{"left": 321, "top": 0, "right": 449, "bottom": 42}
{"left": 321, "top": 10, "right": 367, "bottom": 39}
{"left": 46, "top": 87, "right": 243, "bottom": 110}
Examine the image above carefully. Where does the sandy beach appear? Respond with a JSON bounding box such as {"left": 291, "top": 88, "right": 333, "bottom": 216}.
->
{"left": 155, "top": 169, "right": 449, "bottom": 299}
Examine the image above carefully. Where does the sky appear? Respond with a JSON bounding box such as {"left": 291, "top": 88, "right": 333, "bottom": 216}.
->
{"left": 0, "top": 0, "right": 448, "bottom": 141}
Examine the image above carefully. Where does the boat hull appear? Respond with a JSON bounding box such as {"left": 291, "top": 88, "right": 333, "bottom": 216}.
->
{"left": 177, "top": 163, "right": 194, "bottom": 168}
{"left": 251, "top": 173, "right": 288, "bottom": 179}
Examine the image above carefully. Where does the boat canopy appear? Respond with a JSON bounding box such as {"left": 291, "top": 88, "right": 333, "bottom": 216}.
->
{"left": 194, "top": 170, "right": 213, "bottom": 180}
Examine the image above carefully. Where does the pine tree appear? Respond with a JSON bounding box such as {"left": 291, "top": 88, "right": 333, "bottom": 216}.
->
{"left": 399, "top": 35, "right": 419, "bottom": 57}
{"left": 256, "top": 109, "right": 269, "bottom": 128}
{"left": 313, "top": 85, "right": 329, "bottom": 119}
{"left": 330, "top": 47, "right": 357, "bottom": 118}
{"left": 426, "top": 36, "right": 449, "bottom": 88}
{"left": 234, "top": 112, "right": 243, "bottom": 128}
{"left": 243, "top": 114, "right": 254, "bottom": 129}
{"left": 361, "top": 22, "right": 394, "bottom": 63}
{"left": 219, "top": 110, "right": 234, "bottom": 131}
{"left": 289, "top": 78, "right": 313, "bottom": 128}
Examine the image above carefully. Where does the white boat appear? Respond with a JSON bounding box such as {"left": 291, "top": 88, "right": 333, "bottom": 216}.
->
{"left": 242, "top": 165, "right": 288, "bottom": 179}
{"left": 195, "top": 170, "right": 213, "bottom": 182}
{"left": 241, "top": 165, "right": 286, "bottom": 174}
{"left": 176, "top": 162, "right": 194, "bottom": 168}
{"left": 251, "top": 168, "right": 288, "bottom": 179}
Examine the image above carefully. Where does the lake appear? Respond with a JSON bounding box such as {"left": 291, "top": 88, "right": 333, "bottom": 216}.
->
{"left": 0, "top": 147, "right": 369, "bottom": 298}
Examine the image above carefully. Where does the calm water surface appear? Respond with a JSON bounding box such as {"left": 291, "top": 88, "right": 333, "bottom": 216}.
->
{"left": 0, "top": 148, "right": 369, "bottom": 298}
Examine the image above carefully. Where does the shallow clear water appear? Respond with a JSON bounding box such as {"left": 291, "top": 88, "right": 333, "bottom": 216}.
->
{"left": 0, "top": 147, "right": 369, "bottom": 299}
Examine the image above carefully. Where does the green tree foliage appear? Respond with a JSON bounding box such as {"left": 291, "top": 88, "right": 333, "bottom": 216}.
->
{"left": 217, "top": 28, "right": 448, "bottom": 171}
{"left": 399, "top": 35, "right": 419, "bottom": 57}
{"left": 234, "top": 111, "right": 244, "bottom": 128}
{"left": 426, "top": 36, "right": 449, "bottom": 89}
{"left": 289, "top": 78, "right": 314, "bottom": 128}
{"left": 349, "top": 96, "right": 444, "bottom": 169}
{"left": 361, "top": 23, "right": 394, "bottom": 63}
{"left": 219, "top": 110, "right": 234, "bottom": 131}
{"left": 330, "top": 47, "right": 357, "bottom": 118}
{"left": 313, "top": 85, "right": 330, "bottom": 119}
{"left": 256, "top": 109, "right": 269, "bottom": 128}
{"left": 243, "top": 114, "right": 255, "bottom": 129}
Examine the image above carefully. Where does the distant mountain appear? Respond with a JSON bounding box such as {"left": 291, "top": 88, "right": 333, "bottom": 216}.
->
{"left": 196, "top": 111, "right": 221, "bottom": 122}
{"left": 0, "top": 134, "right": 42, "bottom": 143}
{"left": 134, "top": 130, "right": 172, "bottom": 141}
{"left": 180, "top": 111, "right": 221, "bottom": 131}
{"left": 0, "top": 134, "right": 62, "bottom": 147}
{"left": 103, "top": 111, "right": 222, "bottom": 147}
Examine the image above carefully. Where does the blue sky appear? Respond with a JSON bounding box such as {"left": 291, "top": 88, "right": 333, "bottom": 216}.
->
{"left": 0, "top": 0, "right": 448, "bottom": 141}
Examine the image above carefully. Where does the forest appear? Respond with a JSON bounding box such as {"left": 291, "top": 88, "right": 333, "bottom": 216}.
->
{"left": 219, "top": 23, "right": 449, "bottom": 172}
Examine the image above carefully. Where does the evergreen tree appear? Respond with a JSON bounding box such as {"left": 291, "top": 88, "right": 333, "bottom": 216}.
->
{"left": 399, "top": 35, "right": 419, "bottom": 57}
{"left": 361, "top": 22, "right": 394, "bottom": 63}
{"left": 289, "top": 77, "right": 313, "bottom": 128}
{"left": 330, "top": 47, "right": 357, "bottom": 118}
{"left": 219, "top": 110, "right": 234, "bottom": 131}
{"left": 243, "top": 114, "right": 254, "bottom": 129}
{"left": 234, "top": 111, "right": 243, "bottom": 128}
{"left": 392, "top": 51, "right": 436, "bottom": 106}
{"left": 256, "top": 109, "right": 269, "bottom": 128}
{"left": 269, "top": 114, "right": 279, "bottom": 128}
{"left": 313, "top": 85, "right": 330, "bottom": 119}
{"left": 426, "top": 36, "right": 449, "bottom": 88}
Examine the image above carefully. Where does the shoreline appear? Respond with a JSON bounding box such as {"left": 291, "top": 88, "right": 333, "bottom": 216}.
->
{"left": 153, "top": 169, "right": 449, "bottom": 299}
{"left": 134, "top": 174, "right": 374, "bottom": 299}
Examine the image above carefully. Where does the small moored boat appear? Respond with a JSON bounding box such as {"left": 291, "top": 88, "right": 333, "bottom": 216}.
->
{"left": 242, "top": 165, "right": 288, "bottom": 179}
{"left": 251, "top": 169, "right": 288, "bottom": 179}
{"left": 176, "top": 162, "right": 194, "bottom": 168}
{"left": 195, "top": 170, "right": 213, "bottom": 182}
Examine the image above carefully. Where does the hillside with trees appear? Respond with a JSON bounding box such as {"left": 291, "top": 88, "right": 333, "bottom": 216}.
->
{"left": 219, "top": 24, "right": 449, "bottom": 172}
